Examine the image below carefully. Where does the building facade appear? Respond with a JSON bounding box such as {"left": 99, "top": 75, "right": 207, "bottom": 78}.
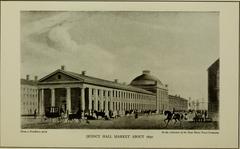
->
{"left": 207, "top": 59, "right": 219, "bottom": 121}
{"left": 168, "top": 95, "right": 188, "bottom": 112}
{"left": 37, "top": 67, "right": 156, "bottom": 116}
{"left": 21, "top": 66, "right": 191, "bottom": 117}
{"left": 21, "top": 75, "right": 38, "bottom": 115}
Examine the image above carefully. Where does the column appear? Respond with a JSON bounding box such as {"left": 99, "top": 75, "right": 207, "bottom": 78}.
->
{"left": 109, "top": 90, "right": 113, "bottom": 111}
{"left": 40, "top": 89, "right": 45, "bottom": 115}
{"left": 105, "top": 93, "right": 108, "bottom": 112}
{"left": 51, "top": 88, "right": 55, "bottom": 107}
{"left": 105, "top": 91, "right": 109, "bottom": 116}
{"left": 100, "top": 89, "right": 103, "bottom": 111}
{"left": 88, "top": 88, "right": 92, "bottom": 114}
{"left": 94, "top": 89, "right": 98, "bottom": 111}
{"left": 81, "top": 88, "right": 85, "bottom": 112}
{"left": 66, "top": 87, "right": 71, "bottom": 114}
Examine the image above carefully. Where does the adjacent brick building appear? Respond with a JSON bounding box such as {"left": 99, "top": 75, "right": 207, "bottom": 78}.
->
{"left": 207, "top": 59, "right": 219, "bottom": 121}
{"left": 21, "top": 75, "right": 38, "bottom": 115}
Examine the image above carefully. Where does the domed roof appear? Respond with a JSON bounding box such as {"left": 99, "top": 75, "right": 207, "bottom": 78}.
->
{"left": 130, "top": 70, "right": 163, "bottom": 86}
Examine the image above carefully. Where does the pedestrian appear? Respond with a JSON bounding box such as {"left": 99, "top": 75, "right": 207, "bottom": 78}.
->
{"left": 135, "top": 111, "right": 138, "bottom": 119}
{"left": 34, "top": 109, "right": 37, "bottom": 119}
{"left": 204, "top": 110, "right": 208, "bottom": 121}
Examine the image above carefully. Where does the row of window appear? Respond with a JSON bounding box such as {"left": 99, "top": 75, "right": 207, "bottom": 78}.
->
{"left": 92, "top": 100, "right": 155, "bottom": 111}
{"left": 91, "top": 88, "right": 155, "bottom": 100}
{"left": 22, "top": 101, "right": 38, "bottom": 106}
{"left": 22, "top": 94, "right": 38, "bottom": 98}
{"left": 22, "top": 88, "right": 38, "bottom": 93}
{"left": 112, "top": 101, "right": 155, "bottom": 111}
{"left": 21, "top": 108, "right": 37, "bottom": 115}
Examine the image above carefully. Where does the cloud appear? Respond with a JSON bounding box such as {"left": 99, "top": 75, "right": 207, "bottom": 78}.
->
{"left": 47, "top": 25, "right": 79, "bottom": 52}
{"left": 21, "top": 11, "right": 116, "bottom": 79}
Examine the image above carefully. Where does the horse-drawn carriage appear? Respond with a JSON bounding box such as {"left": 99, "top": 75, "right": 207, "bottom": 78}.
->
{"left": 45, "top": 107, "right": 83, "bottom": 122}
{"left": 193, "top": 112, "right": 204, "bottom": 122}
{"left": 45, "top": 107, "right": 61, "bottom": 118}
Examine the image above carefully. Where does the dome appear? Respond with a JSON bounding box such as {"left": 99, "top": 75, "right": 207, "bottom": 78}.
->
{"left": 130, "top": 70, "right": 163, "bottom": 86}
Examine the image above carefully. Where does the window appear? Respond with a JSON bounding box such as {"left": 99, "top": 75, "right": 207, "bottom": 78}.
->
{"left": 92, "top": 89, "right": 94, "bottom": 95}
{"left": 57, "top": 75, "right": 61, "bottom": 79}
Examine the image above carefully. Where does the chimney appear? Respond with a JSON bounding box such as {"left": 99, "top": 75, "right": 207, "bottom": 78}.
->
{"left": 82, "top": 71, "right": 86, "bottom": 75}
{"left": 114, "top": 79, "right": 118, "bottom": 83}
{"left": 34, "top": 76, "right": 38, "bottom": 81}
{"left": 61, "top": 65, "right": 65, "bottom": 70}
{"left": 26, "top": 75, "right": 30, "bottom": 80}
{"left": 143, "top": 70, "right": 150, "bottom": 75}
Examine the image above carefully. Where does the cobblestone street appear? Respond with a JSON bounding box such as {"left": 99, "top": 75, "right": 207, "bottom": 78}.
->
{"left": 22, "top": 114, "right": 218, "bottom": 129}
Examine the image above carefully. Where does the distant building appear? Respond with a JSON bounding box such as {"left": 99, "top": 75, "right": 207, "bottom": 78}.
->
{"left": 207, "top": 59, "right": 219, "bottom": 121}
{"left": 188, "top": 98, "right": 195, "bottom": 110}
{"left": 21, "top": 75, "right": 38, "bottom": 115}
{"left": 168, "top": 95, "right": 188, "bottom": 112}
{"left": 195, "top": 99, "right": 208, "bottom": 111}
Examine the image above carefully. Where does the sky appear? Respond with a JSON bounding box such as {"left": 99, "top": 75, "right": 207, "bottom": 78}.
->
{"left": 21, "top": 11, "right": 219, "bottom": 101}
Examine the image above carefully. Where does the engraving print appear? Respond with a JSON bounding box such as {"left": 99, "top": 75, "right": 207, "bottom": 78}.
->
{"left": 21, "top": 11, "right": 219, "bottom": 129}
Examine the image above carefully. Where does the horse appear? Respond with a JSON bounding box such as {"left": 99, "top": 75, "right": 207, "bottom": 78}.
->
{"left": 125, "top": 110, "right": 133, "bottom": 116}
{"left": 151, "top": 110, "right": 157, "bottom": 114}
{"left": 144, "top": 110, "right": 151, "bottom": 115}
{"left": 164, "top": 110, "right": 184, "bottom": 127}
{"left": 68, "top": 109, "right": 82, "bottom": 122}
{"left": 94, "top": 110, "right": 107, "bottom": 120}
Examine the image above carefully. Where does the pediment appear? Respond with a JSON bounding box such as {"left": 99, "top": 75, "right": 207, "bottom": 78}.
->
{"left": 39, "top": 70, "right": 82, "bottom": 83}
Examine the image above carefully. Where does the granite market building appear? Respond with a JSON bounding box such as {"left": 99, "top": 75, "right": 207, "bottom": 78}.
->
{"left": 21, "top": 66, "right": 189, "bottom": 117}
